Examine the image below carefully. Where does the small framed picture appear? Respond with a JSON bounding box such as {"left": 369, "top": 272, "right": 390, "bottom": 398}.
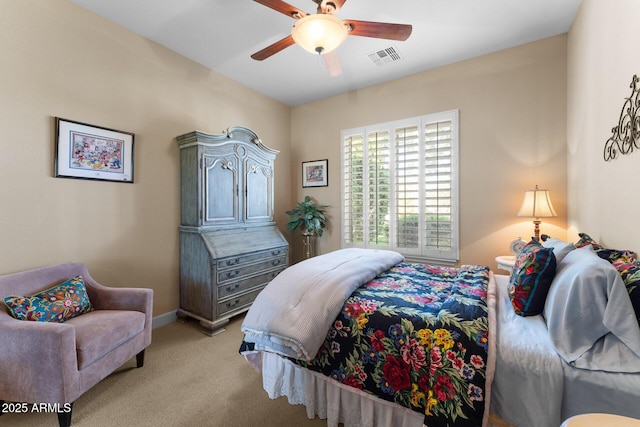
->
{"left": 302, "top": 159, "right": 328, "bottom": 188}
{"left": 54, "top": 117, "right": 134, "bottom": 183}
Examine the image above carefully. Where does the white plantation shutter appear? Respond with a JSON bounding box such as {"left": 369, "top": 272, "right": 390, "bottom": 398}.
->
{"left": 367, "top": 130, "right": 390, "bottom": 246}
{"left": 424, "top": 118, "right": 455, "bottom": 257}
{"left": 395, "top": 125, "right": 420, "bottom": 249}
{"left": 342, "top": 110, "right": 458, "bottom": 263}
{"left": 343, "top": 134, "right": 364, "bottom": 244}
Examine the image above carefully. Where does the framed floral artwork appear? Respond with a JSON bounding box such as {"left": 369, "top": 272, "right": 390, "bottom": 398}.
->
{"left": 54, "top": 117, "right": 134, "bottom": 183}
{"left": 302, "top": 159, "right": 328, "bottom": 188}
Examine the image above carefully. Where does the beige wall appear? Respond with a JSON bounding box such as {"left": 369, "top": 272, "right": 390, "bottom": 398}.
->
{"left": 567, "top": 0, "right": 640, "bottom": 253}
{"left": 290, "top": 35, "right": 568, "bottom": 268}
{"left": 0, "top": 1, "right": 291, "bottom": 315}
{"left": 1, "top": 0, "right": 573, "bottom": 317}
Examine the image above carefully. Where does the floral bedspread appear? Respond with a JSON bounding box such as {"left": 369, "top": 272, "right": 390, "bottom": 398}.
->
{"left": 296, "top": 262, "right": 490, "bottom": 427}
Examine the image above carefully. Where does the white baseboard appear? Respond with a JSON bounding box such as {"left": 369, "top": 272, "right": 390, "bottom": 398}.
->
{"left": 152, "top": 310, "right": 177, "bottom": 329}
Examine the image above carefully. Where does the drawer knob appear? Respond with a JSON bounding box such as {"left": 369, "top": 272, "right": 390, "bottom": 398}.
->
{"left": 225, "top": 270, "right": 240, "bottom": 279}
{"left": 271, "top": 250, "right": 281, "bottom": 256}
{"left": 226, "top": 259, "right": 240, "bottom": 266}
{"left": 226, "top": 284, "right": 240, "bottom": 292}
{"left": 226, "top": 299, "right": 240, "bottom": 308}
{"left": 271, "top": 259, "right": 281, "bottom": 266}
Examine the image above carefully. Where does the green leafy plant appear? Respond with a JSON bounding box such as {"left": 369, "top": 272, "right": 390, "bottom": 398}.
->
{"left": 286, "top": 196, "right": 329, "bottom": 236}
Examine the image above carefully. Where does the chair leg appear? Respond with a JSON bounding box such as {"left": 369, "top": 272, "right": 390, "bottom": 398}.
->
{"left": 57, "top": 402, "right": 73, "bottom": 427}
{"left": 136, "top": 349, "right": 145, "bottom": 368}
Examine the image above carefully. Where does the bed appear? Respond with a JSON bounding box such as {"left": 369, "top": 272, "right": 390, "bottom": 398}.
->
{"left": 492, "top": 236, "right": 640, "bottom": 426}
{"left": 240, "top": 241, "right": 640, "bottom": 427}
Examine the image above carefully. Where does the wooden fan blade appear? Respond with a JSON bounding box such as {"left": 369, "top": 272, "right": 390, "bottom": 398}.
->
{"left": 251, "top": 35, "right": 296, "bottom": 60}
{"left": 323, "top": 50, "right": 342, "bottom": 77}
{"left": 320, "top": 0, "right": 347, "bottom": 14}
{"left": 344, "top": 20, "right": 412, "bottom": 41}
{"left": 254, "top": 0, "right": 306, "bottom": 19}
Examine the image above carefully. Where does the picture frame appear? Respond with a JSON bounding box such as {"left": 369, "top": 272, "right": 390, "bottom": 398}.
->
{"left": 302, "top": 159, "right": 328, "bottom": 188}
{"left": 54, "top": 117, "right": 134, "bottom": 183}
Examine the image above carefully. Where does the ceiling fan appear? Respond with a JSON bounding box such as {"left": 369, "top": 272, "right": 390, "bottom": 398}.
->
{"left": 251, "top": 0, "right": 412, "bottom": 76}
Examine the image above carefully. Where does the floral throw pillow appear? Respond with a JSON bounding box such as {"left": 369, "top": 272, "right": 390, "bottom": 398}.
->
{"left": 3, "top": 276, "right": 94, "bottom": 322}
{"left": 575, "top": 232, "right": 634, "bottom": 263}
{"left": 508, "top": 240, "right": 557, "bottom": 316}
{"left": 612, "top": 258, "right": 640, "bottom": 325}
{"left": 575, "top": 232, "right": 604, "bottom": 250}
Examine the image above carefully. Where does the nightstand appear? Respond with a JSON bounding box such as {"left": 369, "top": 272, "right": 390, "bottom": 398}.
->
{"left": 495, "top": 255, "right": 516, "bottom": 273}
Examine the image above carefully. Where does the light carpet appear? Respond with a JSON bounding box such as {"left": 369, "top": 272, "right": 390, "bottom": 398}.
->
{"left": 2, "top": 315, "right": 328, "bottom": 427}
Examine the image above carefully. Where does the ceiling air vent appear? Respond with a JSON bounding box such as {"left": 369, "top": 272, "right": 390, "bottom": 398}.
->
{"left": 368, "top": 46, "right": 402, "bottom": 66}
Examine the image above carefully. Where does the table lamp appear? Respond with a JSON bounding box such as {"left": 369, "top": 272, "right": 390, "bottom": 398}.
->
{"left": 517, "top": 185, "right": 557, "bottom": 241}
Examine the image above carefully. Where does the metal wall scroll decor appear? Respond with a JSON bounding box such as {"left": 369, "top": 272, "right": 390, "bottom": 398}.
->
{"left": 604, "top": 74, "right": 640, "bottom": 161}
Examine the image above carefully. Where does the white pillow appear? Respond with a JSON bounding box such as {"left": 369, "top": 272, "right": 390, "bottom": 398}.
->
{"left": 543, "top": 246, "right": 640, "bottom": 372}
{"left": 542, "top": 237, "right": 576, "bottom": 263}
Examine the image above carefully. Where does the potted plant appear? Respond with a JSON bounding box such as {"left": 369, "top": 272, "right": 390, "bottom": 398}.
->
{"left": 285, "top": 196, "right": 328, "bottom": 236}
{"left": 286, "top": 196, "right": 329, "bottom": 258}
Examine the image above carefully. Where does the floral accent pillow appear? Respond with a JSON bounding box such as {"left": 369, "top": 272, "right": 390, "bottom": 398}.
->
{"left": 3, "top": 276, "right": 93, "bottom": 322}
{"left": 612, "top": 258, "right": 640, "bottom": 325}
{"left": 508, "top": 240, "right": 557, "bottom": 316}
{"left": 575, "top": 232, "right": 604, "bottom": 250}
{"left": 575, "top": 232, "right": 634, "bottom": 263}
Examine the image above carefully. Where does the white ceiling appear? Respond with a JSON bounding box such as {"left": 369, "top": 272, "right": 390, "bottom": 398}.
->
{"left": 70, "top": 0, "right": 582, "bottom": 107}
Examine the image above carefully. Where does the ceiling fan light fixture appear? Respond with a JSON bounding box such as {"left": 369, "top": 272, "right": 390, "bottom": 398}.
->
{"left": 291, "top": 14, "right": 348, "bottom": 55}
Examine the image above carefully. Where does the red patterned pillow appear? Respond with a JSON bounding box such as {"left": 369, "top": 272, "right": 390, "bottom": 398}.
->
{"left": 508, "top": 240, "right": 557, "bottom": 316}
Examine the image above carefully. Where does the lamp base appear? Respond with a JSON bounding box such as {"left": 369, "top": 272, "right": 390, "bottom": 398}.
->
{"left": 533, "top": 220, "right": 541, "bottom": 241}
{"left": 532, "top": 220, "right": 550, "bottom": 241}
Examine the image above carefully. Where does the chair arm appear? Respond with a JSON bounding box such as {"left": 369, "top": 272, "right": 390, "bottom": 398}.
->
{"left": 80, "top": 270, "right": 153, "bottom": 314}
{"left": 85, "top": 284, "right": 153, "bottom": 314}
{"left": 0, "top": 313, "right": 78, "bottom": 402}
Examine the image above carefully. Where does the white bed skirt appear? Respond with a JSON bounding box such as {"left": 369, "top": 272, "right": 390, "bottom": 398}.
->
{"left": 257, "top": 352, "right": 507, "bottom": 427}
{"left": 260, "top": 351, "right": 425, "bottom": 427}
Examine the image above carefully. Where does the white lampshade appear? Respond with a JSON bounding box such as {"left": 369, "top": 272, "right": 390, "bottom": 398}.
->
{"left": 291, "top": 14, "right": 349, "bottom": 55}
{"left": 517, "top": 185, "right": 557, "bottom": 218}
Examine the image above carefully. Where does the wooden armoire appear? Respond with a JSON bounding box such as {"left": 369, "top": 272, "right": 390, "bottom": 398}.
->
{"left": 176, "top": 126, "right": 288, "bottom": 335}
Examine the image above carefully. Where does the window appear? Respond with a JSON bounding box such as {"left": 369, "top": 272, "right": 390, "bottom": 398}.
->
{"left": 341, "top": 110, "right": 459, "bottom": 263}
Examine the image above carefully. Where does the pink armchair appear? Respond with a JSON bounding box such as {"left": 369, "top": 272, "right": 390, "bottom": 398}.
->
{"left": 0, "top": 262, "right": 153, "bottom": 427}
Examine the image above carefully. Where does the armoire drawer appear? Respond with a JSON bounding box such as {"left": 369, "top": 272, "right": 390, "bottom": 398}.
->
{"left": 217, "top": 287, "right": 264, "bottom": 316}
{"left": 216, "top": 247, "right": 287, "bottom": 270}
{"left": 217, "top": 267, "right": 285, "bottom": 299}
{"left": 216, "top": 255, "right": 287, "bottom": 283}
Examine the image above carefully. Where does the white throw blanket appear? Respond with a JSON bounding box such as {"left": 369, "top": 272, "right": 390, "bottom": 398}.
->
{"left": 241, "top": 248, "right": 404, "bottom": 360}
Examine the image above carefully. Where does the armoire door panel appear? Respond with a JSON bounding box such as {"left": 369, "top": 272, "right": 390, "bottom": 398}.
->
{"left": 203, "top": 155, "right": 239, "bottom": 224}
{"left": 246, "top": 165, "right": 272, "bottom": 222}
